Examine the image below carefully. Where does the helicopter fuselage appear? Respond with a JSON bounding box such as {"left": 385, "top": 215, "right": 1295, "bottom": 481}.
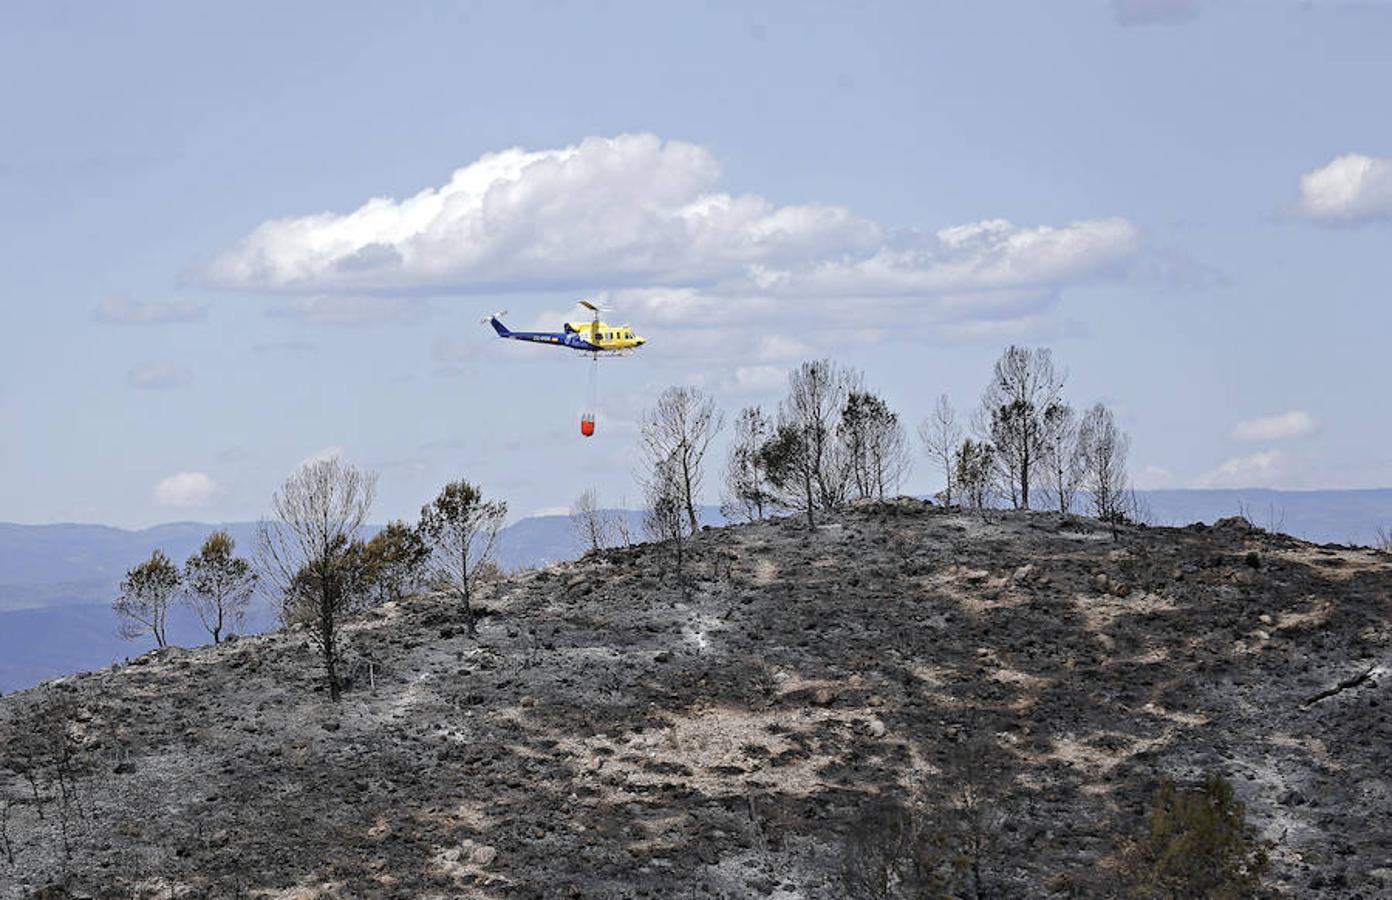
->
{"left": 487, "top": 316, "right": 646, "bottom": 354}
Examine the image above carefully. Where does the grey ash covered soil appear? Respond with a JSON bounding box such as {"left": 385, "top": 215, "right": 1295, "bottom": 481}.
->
{"left": 1, "top": 502, "right": 1390, "bottom": 898}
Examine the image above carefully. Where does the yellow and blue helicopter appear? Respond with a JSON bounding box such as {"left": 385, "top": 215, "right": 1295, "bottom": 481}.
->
{"left": 483, "top": 300, "right": 646, "bottom": 357}
{"left": 482, "top": 300, "right": 644, "bottom": 437}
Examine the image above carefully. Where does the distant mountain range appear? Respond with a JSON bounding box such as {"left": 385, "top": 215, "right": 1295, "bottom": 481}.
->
{"left": 1, "top": 489, "right": 1388, "bottom": 692}
{"left": 0, "top": 511, "right": 648, "bottom": 693}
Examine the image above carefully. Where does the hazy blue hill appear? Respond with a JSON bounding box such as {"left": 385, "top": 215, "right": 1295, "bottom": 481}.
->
{"left": 0, "top": 493, "right": 1386, "bottom": 692}
{"left": 1137, "top": 488, "right": 1392, "bottom": 546}
{"left": 0, "top": 513, "right": 634, "bottom": 692}
{"left": 0, "top": 522, "right": 265, "bottom": 693}
{"left": 494, "top": 509, "right": 656, "bottom": 571}
{"left": 0, "top": 522, "right": 261, "bottom": 587}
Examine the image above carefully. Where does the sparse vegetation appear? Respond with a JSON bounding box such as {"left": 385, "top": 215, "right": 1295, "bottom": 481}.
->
{"left": 842, "top": 729, "right": 1008, "bottom": 899}
{"left": 955, "top": 438, "right": 996, "bottom": 511}
{"left": 1042, "top": 400, "right": 1082, "bottom": 515}
{"left": 643, "top": 453, "right": 689, "bottom": 591}
{"left": 2, "top": 495, "right": 1389, "bottom": 895}
{"left": 977, "top": 345, "right": 1067, "bottom": 510}
{"left": 1118, "top": 774, "right": 1270, "bottom": 899}
{"left": 257, "top": 456, "right": 378, "bottom": 702}
{"left": 4, "top": 695, "right": 93, "bottom": 865}
{"left": 839, "top": 389, "right": 911, "bottom": 501}
{"left": 419, "top": 479, "right": 506, "bottom": 639}
{"left": 360, "top": 519, "right": 430, "bottom": 606}
{"left": 639, "top": 385, "right": 723, "bottom": 533}
{"left": 918, "top": 393, "right": 961, "bottom": 506}
{"left": 182, "top": 530, "right": 257, "bottom": 643}
{"left": 757, "top": 359, "right": 861, "bottom": 527}
{"left": 721, "top": 405, "right": 777, "bottom": 522}
{"left": 1078, "top": 401, "right": 1133, "bottom": 527}
{"left": 114, "top": 549, "right": 181, "bottom": 649}
{"left": 757, "top": 421, "right": 816, "bottom": 526}
{"left": 570, "top": 488, "right": 611, "bottom": 554}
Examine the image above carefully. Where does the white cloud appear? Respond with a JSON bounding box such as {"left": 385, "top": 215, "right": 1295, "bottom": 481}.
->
{"left": 126, "top": 362, "right": 194, "bottom": 389}
{"left": 206, "top": 134, "right": 880, "bottom": 293}
{"left": 95, "top": 296, "right": 206, "bottom": 325}
{"left": 1231, "top": 410, "right": 1318, "bottom": 442}
{"left": 153, "top": 472, "right": 220, "bottom": 508}
{"left": 605, "top": 283, "right": 1072, "bottom": 363}
{"left": 206, "top": 134, "right": 1143, "bottom": 309}
{"left": 1294, "top": 153, "right": 1392, "bottom": 226}
{"left": 1112, "top": 0, "right": 1202, "bottom": 26}
{"left": 757, "top": 217, "right": 1140, "bottom": 298}
{"left": 1197, "top": 450, "right": 1288, "bottom": 489}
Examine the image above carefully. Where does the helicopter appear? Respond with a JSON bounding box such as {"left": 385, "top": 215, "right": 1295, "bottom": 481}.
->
{"left": 482, "top": 300, "right": 644, "bottom": 437}
{"left": 482, "top": 300, "right": 646, "bottom": 357}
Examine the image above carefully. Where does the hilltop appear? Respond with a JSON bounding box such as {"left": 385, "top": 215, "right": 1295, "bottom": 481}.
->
{"left": 0, "top": 502, "right": 1389, "bottom": 897}
{"left": 6, "top": 489, "right": 1391, "bottom": 693}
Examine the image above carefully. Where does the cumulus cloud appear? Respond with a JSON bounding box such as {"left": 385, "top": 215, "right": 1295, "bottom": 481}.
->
{"left": 1112, "top": 0, "right": 1202, "bottom": 26}
{"left": 95, "top": 296, "right": 206, "bottom": 325}
{"left": 206, "top": 135, "right": 881, "bottom": 293}
{"left": 126, "top": 362, "right": 194, "bottom": 389}
{"left": 1231, "top": 410, "right": 1318, "bottom": 442}
{"left": 606, "top": 282, "right": 1068, "bottom": 361}
{"left": 754, "top": 217, "right": 1140, "bottom": 298}
{"left": 206, "top": 134, "right": 1143, "bottom": 306}
{"left": 1294, "top": 153, "right": 1392, "bottom": 226}
{"left": 1197, "top": 450, "right": 1289, "bottom": 489}
{"left": 153, "top": 472, "right": 220, "bottom": 508}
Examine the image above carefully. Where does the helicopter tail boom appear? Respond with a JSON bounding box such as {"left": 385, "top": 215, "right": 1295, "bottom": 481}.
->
{"left": 486, "top": 315, "right": 512, "bottom": 337}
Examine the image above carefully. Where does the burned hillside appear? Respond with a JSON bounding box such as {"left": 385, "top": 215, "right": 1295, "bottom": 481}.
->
{"left": 1, "top": 502, "right": 1389, "bottom": 898}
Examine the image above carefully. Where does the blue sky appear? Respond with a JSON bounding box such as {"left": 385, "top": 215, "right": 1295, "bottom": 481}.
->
{"left": 3, "top": 0, "right": 1391, "bottom": 527}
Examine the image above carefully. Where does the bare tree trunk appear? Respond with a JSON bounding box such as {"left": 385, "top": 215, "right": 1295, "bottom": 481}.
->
{"left": 1020, "top": 446, "right": 1031, "bottom": 510}
{"left": 675, "top": 532, "right": 684, "bottom": 594}
{"left": 320, "top": 595, "right": 340, "bottom": 702}
{"left": 681, "top": 451, "right": 699, "bottom": 534}
{"left": 461, "top": 544, "right": 476, "bottom": 637}
{"left": 23, "top": 772, "right": 43, "bottom": 821}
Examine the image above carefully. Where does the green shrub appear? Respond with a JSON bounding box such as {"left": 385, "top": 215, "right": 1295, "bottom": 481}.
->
{"left": 1119, "top": 774, "right": 1270, "bottom": 899}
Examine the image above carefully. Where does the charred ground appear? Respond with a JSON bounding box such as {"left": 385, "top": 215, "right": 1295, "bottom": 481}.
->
{"left": 1, "top": 501, "right": 1389, "bottom": 898}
